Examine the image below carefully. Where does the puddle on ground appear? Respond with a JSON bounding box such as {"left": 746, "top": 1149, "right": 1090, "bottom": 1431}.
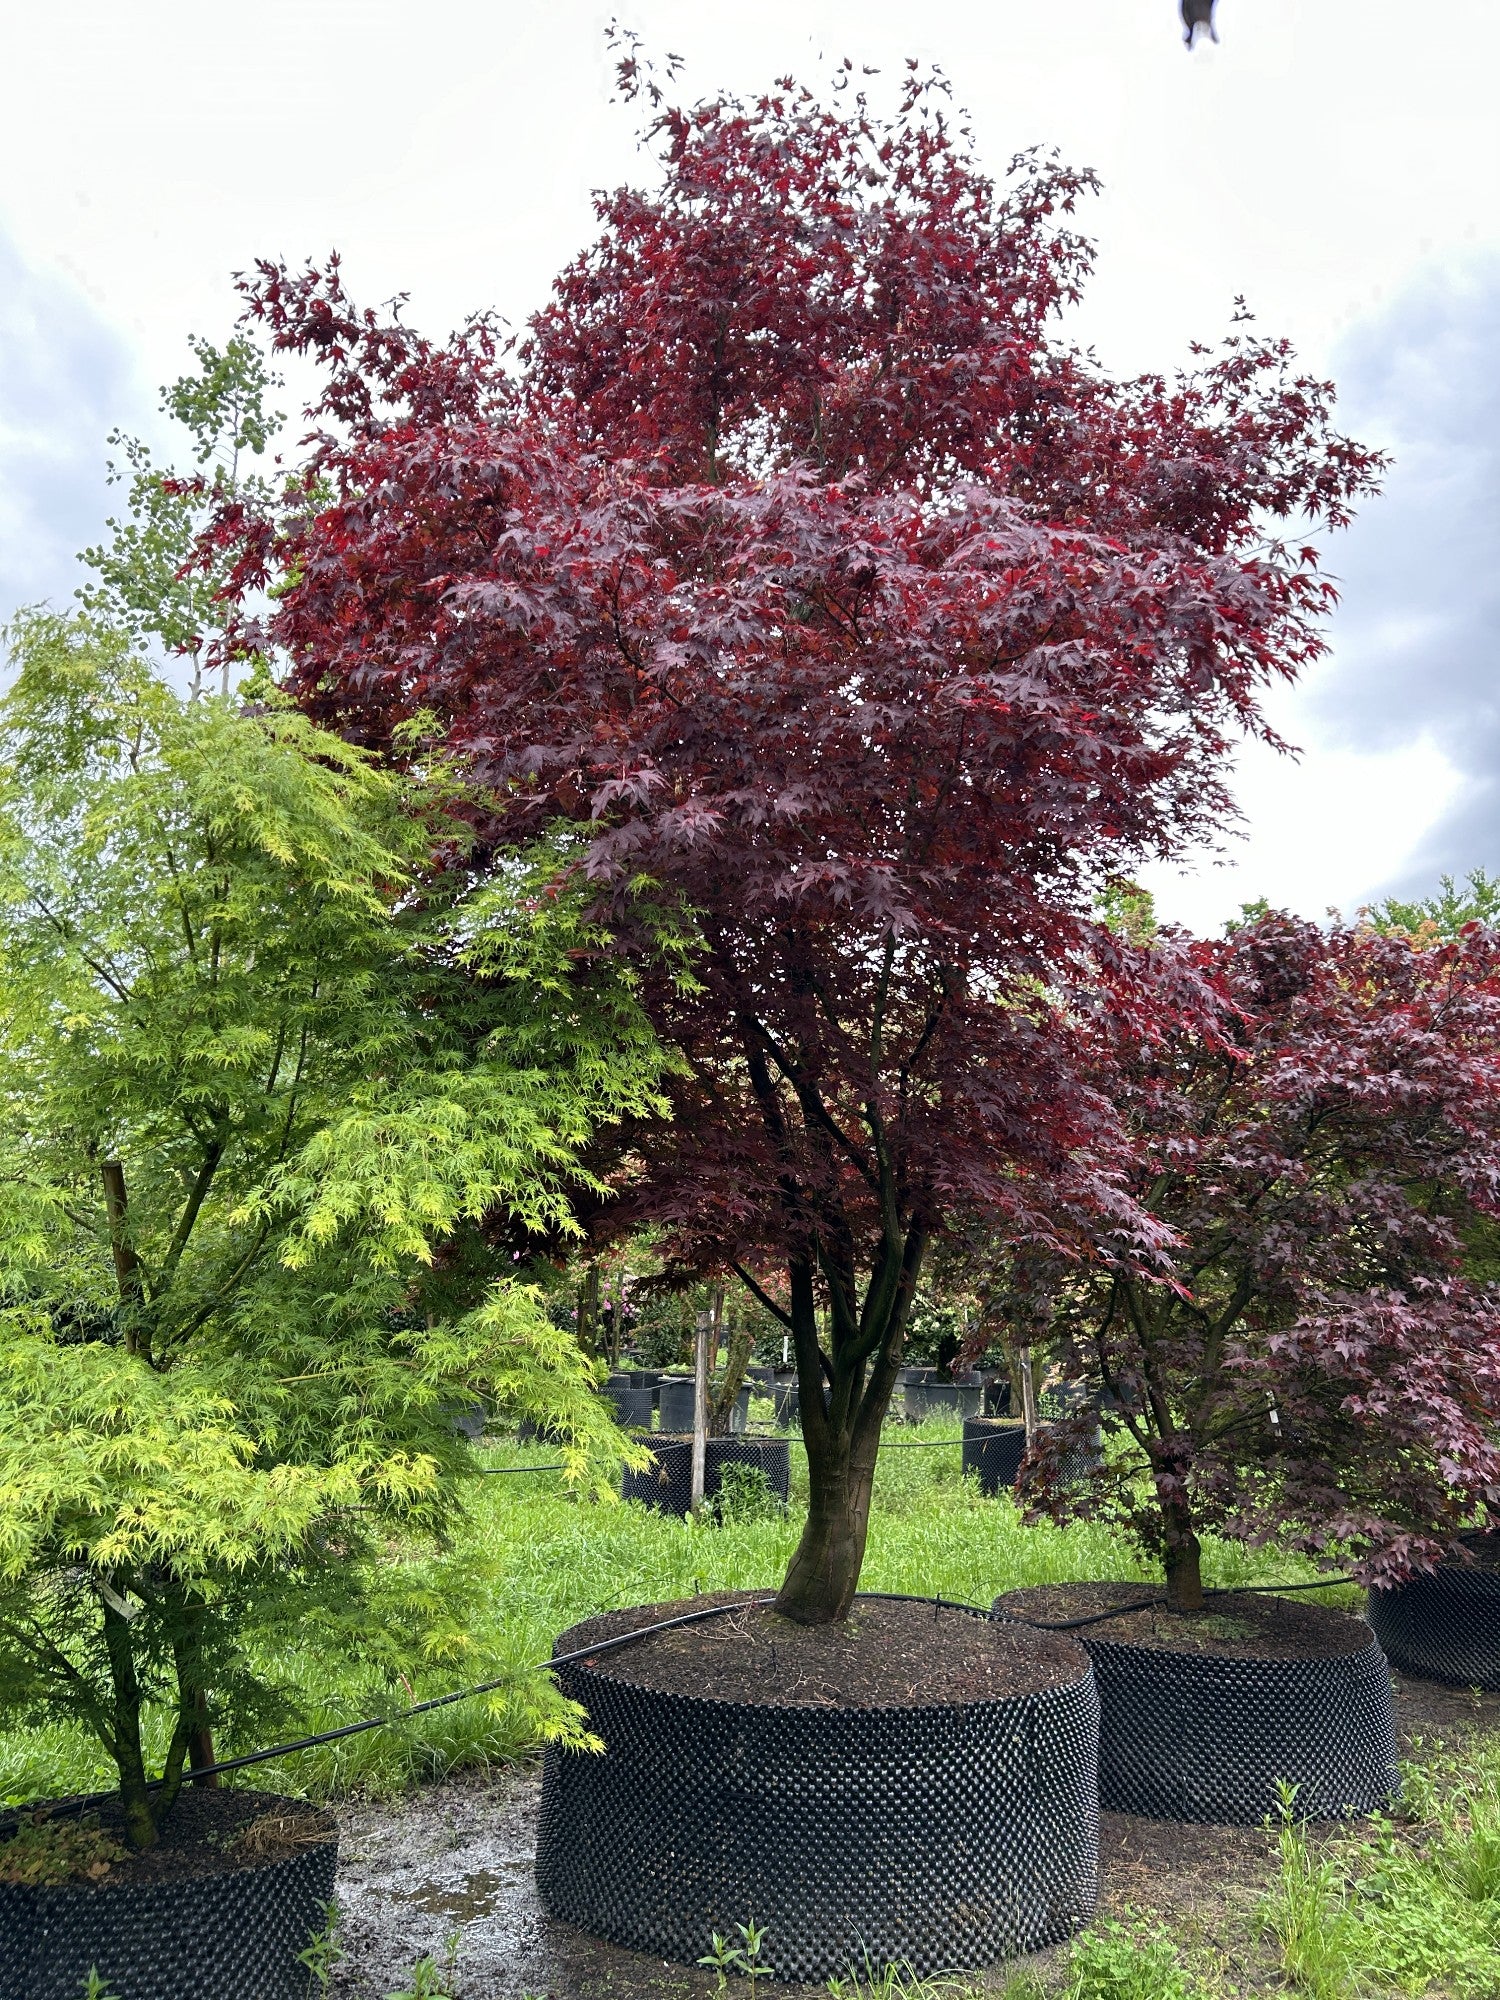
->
{"left": 330, "top": 1761, "right": 1009, "bottom": 1998}
{"left": 395, "top": 1864, "right": 517, "bottom": 1922}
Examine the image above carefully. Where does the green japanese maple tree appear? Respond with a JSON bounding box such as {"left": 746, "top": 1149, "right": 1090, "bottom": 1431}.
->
{"left": 0, "top": 611, "right": 663, "bottom": 1848}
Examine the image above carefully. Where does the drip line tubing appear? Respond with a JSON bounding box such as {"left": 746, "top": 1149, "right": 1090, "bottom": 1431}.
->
{"left": 1, "top": 1595, "right": 777, "bottom": 1828}
{"left": 5, "top": 1526, "right": 1353, "bottom": 1830}
{"left": 473, "top": 1434, "right": 971, "bottom": 1474}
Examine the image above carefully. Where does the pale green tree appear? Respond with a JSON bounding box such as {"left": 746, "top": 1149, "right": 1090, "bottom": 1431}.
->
{"left": 76, "top": 333, "right": 283, "bottom": 691}
{"left": 0, "top": 611, "right": 663, "bottom": 1848}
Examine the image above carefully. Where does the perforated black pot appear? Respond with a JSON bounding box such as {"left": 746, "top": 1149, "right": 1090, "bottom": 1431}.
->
{"left": 994, "top": 1587, "right": 1398, "bottom": 1825}
{"left": 962, "top": 1417, "right": 1027, "bottom": 1495}
{"left": 536, "top": 1599, "right": 1099, "bottom": 1980}
{"left": 1037, "top": 1421, "right": 1106, "bottom": 1487}
{"left": 656, "top": 1380, "right": 751, "bottom": 1434}
{"left": 440, "top": 1397, "right": 487, "bottom": 1440}
{"left": 621, "top": 1435, "right": 791, "bottom": 1516}
{"left": 602, "top": 1382, "right": 654, "bottom": 1429}
{"left": 517, "top": 1416, "right": 565, "bottom": 1444}
{"left": 1367, "top": 1532, "right": 1500, "bottom": 1689}
{"left": 0, "top": 1791, "right": 336, "bottom": 2000}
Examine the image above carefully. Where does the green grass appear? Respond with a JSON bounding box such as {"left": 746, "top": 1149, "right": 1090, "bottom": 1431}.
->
{"left": 1058, "top": 1918, "right": 1203, "bottom": 2000}
{"left": 0, "top": 1407, "right": 1360, "bottom": 1808}
{"left": 1258, "top": 1735, "right": 1500, "bottom": 1999}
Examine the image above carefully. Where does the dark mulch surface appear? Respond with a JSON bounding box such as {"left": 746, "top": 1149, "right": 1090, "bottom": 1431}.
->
{"left": 1391, "top": 1666, "right": 1500, "bottom": 1741}
{"left": 2, "top": 1787, "right": 334, "bottom": 1889}
{"left": 1438, "top": 1528, "right": 1500, "bottom": 1571}
{"left": 559, "top": 1591, "right": 1086, "bottom": 1706}
{"left": 996, "top": 1583, "right": 1372, "bottom": 1660}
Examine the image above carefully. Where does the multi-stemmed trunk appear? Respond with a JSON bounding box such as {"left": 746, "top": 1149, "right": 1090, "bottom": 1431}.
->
{"left": 733, "top": 963, "right": 930, "bottom": 1626}
{"left": 770, "top": 1252, "right": 919, "bottom": 1626}
{"left": 774, "top": 1402, "right": 888, "bottom": 1623}
{"left": 97, "top": 1578, "right": 215, "bottom": 1848}
{"left": 1119, "top": 1291, "right": 1208, "bottom": 1615}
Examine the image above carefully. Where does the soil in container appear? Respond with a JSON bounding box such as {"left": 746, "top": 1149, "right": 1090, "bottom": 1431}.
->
{"left": 536, "top": 1592, "right": 1100, "bottom": 1980}
{"left": 995, "top": 1582, "right": 1397, "bottom": 1825}
{"left": 0, "top": 1789, "right": 336, "bottom": 2000}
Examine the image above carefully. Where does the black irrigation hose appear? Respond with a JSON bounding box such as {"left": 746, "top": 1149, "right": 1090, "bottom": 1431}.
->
{"left": 0, "top": 1596, "right": 783, "bottom": 1830}
{"left": 4, "top": 1575, "right": 1359, "bottom": 1831}
{"left": 472, "top": 1437, "right": 969, "bottom": 1473}
{"left": 4, "top": 1439, "right": 1356, "bottom": 1832}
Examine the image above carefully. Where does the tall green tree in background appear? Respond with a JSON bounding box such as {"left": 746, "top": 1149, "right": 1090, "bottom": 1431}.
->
{"left": 0, "top": 613, "right": 664, "bottom": 1848}
{"left": 77, "top": 334, "right": 283, "bottom": 692}
{"left": 1369, "top": 868, "right": 1500, "bottom": 940}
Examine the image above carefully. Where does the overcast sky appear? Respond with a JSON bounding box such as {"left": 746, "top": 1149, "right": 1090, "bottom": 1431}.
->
{"left": 2, "top": 0, "right": 1496, "bottom": 930}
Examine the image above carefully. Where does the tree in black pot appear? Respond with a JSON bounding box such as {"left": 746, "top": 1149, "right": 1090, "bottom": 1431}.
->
{"left": 218, "top": 41, "right": 1381, "bottom": 1967}
{"left": 0, "top": 619, "right": 654, "bottom": 1988}
{"left": 1001, "top": 909, "right": 1500, "bottom": 1822}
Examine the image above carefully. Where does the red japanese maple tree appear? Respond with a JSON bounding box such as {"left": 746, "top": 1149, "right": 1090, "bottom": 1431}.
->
{"left": 219, "top": 60, "right": 1381, "bottom": 1622}
{"left": 1039, "top": 913, "right": 1500, "bottom": 1611}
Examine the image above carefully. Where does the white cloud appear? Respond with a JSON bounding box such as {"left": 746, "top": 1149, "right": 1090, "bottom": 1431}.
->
{"left": 0, "top": 233, "right": 139, "bottom": 617}
{"left": 1140, "top": 725, "right": 1469, "bottom": 934}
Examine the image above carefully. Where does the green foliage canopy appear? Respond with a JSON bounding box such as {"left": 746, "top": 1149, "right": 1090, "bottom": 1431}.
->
{"left": 0, "top": 612, "right": 663, "bottom": 1845}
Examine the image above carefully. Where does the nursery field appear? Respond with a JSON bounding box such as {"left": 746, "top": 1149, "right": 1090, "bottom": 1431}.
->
{"left": 7, "top": 1409, "right": 1498, "bottom": 1999}
{"left": 0, "top": 1408, "right": 1361, "bottom": 1807}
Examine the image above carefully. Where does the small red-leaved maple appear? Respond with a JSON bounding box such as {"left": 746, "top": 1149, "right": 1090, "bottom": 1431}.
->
{"left": 217, "top": 60, "right": 1381, "bottom": 1621}
{"left": 1038, "top": 913, "right": 1500, "bottom": 1610}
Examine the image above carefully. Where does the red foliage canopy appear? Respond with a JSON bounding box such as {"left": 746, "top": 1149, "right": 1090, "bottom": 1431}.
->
{"left": 1043, "top": 914, "right": 1500, "bottom": 1602}
{"left": 219, "top": 63, "right": 1382, "bottom": 1616}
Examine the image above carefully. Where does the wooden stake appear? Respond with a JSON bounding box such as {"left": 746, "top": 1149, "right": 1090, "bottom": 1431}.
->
{"left": 1019, "top": 1345, "right": 1037, "bottom": 1440}
{"left": 691, "top": 1308, "right": 709, "bottom": 1517}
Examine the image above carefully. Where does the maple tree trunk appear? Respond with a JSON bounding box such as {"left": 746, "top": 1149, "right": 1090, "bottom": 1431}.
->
{"left": 774, "top": 1273, "right": 907, "bottom": 1623}
{"left": 101, "top": 1596, "right": 158, "bottom": 1850}
{"left": 775, "top": 1427, "right": 882, "bottom": 1625}
{"left": 188, "top": 1691, "right": 219, "bottom": 1789}
{"left": 707, "top": 1290, "right": 753, "bottom": 1436}
{"left": 576, "top": 1262, "right": 600, "bottom": 1356}
{"left": 101, "top": 1157, "right": 151, "bottom": 1361}
{"left": 769, "top": 1216, "right": 924, "bottom": 1624}
{"left": 1162, "top": 1502, "right": 1205, "bottom": 1612}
